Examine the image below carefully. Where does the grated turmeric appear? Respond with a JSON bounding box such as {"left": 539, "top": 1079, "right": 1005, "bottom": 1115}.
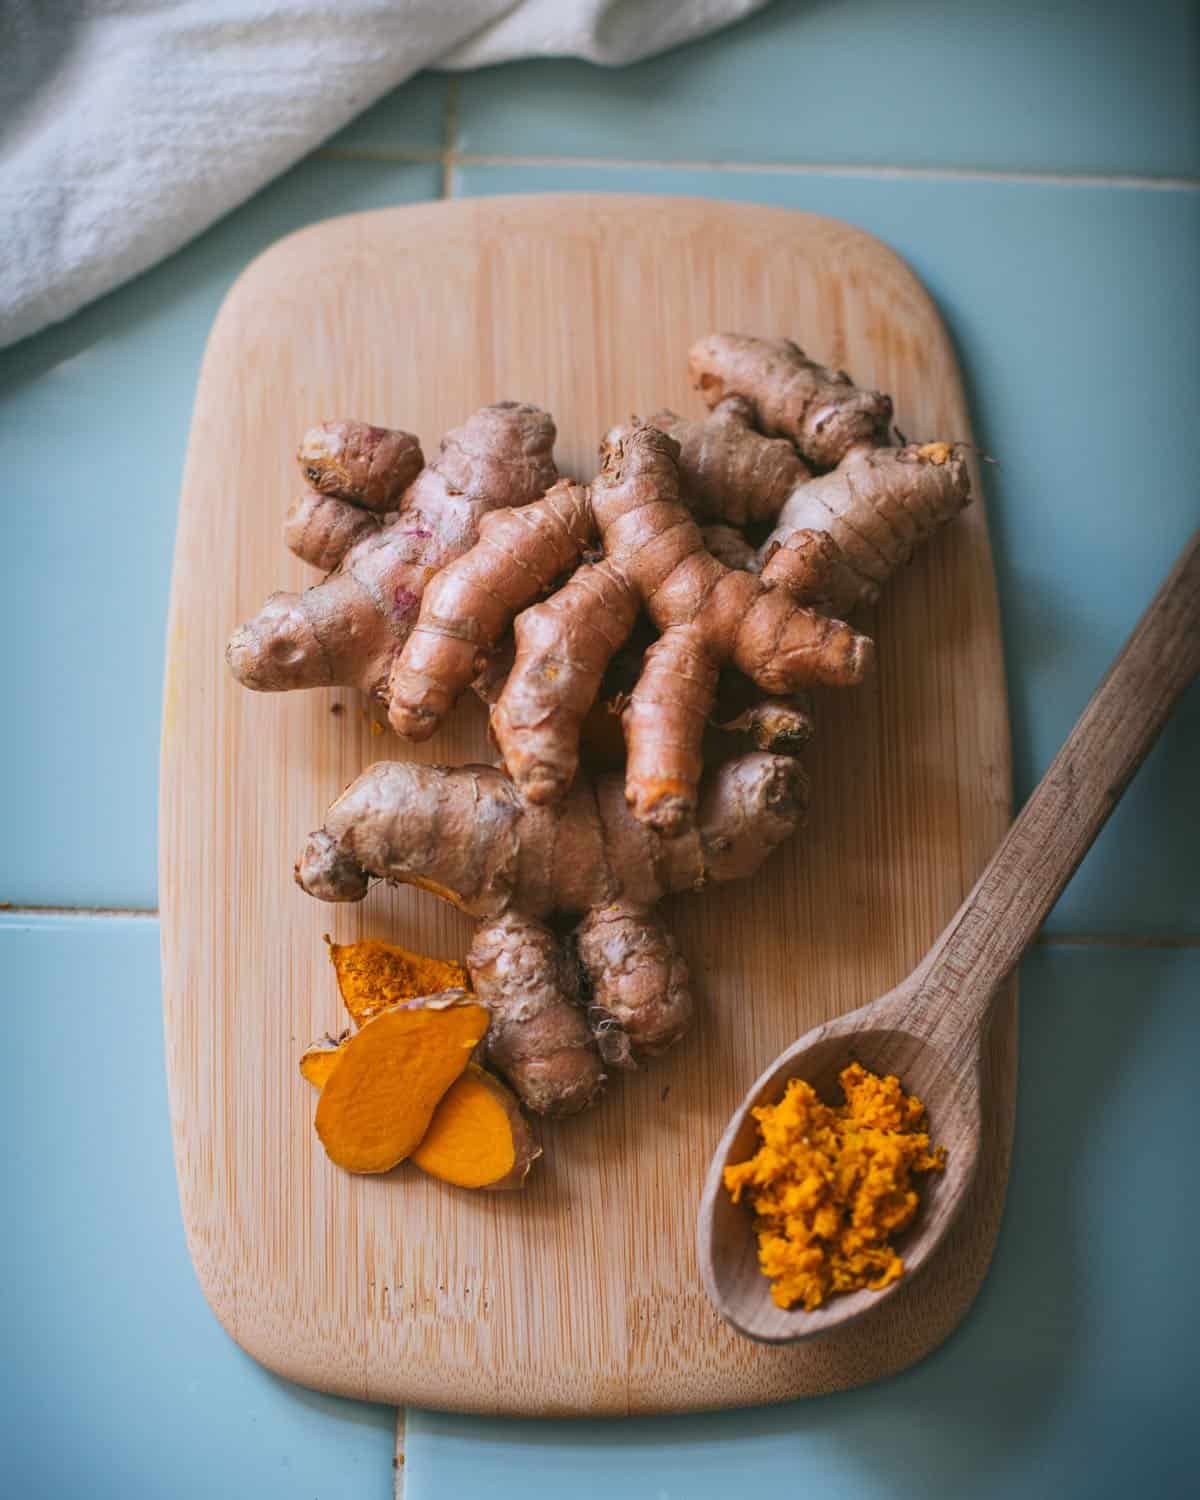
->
{"left": 724, "top": 1063, "right": 945, "bottom": 1311}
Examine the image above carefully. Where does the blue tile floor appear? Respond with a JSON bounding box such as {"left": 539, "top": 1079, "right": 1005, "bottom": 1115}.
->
{"left": 451, "top": 0, "right": 1199, "bottom": 178}
{"left": 412, "top": 944, "right": 1200, "bottom": 1500}
{"left": 3, "top": 0, "right": 1197, "bottom": 1495}
{"left": 2, "top": 914, "right": 397, "bottom": 1500}
{"left": 7, "top": 914, "right": 1197, "bottom": 1499}
{"left": 414, "top": 948, "right": 1200, "bottom": 1500}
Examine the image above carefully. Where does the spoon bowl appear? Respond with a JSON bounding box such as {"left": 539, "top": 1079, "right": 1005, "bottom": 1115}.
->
{"left": 697, "top": 530, "right": 1198, "bottom": 1344}
{"left": 698, "top": 1015, "right": 981, "bottom": 1342}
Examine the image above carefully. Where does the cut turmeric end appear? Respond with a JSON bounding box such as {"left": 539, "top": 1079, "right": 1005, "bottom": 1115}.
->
{"left": 315, "top": 992, "right": 489, "bottom": 1174}
{"left": 299, "top": 1032, "right": 348, "bottom": 1089}
{"left": 327, "top": 937, "right": 468, "bottom": 1028}
{"left": 724, "top": 1062, "right": 945, "bottom": 1311}
{"left": 413, "top": 1064, "right": 541, "bottom": 1190}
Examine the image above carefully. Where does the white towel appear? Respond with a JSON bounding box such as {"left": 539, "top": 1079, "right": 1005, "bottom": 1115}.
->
{"left": 0, "top": 0, "right": 766, "bottom": 350}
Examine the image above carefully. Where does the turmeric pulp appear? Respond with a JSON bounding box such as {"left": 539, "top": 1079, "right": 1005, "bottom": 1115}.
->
{"left": 327, "top": 937, "right": 467, "bottom": 1027}
{"left": 723, "top": 1063, "right": 945, "bottom": 1311}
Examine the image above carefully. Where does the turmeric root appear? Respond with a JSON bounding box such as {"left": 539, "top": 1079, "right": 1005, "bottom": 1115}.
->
{"left": 760, "top": 442, "right": 971, "bottom": 617}
{"left": 575, "top": 904, "right": 690, "bottom": 1067}
{"left": 412, "top": 1064, "right": 541, "bottom": 1190}
{"left": 467, "top": 913, "right": 601, "bottom": 1116}
{"left": 327, "top": 938, "right": 468, "bottom": 1028}
{"left": 649, "top": 398, "right": 810, "bottom": 522}
{"left": 298, "top": 421, "right": 425, "bottom": 511}
{"left": 314, "top": 992, "right": 488, "bottom": 1173}
{"left": 688, "top": 334, "right": 893, "bottom": 469}
{"left": 680, "top": 337, "right": 971, "bottom": 615}
{"left": 296, "top": 752, "right": 806, "bottom": 1110}
{"left": 390, "top": 424, "right": 871, "bottom": 831}
{"left": 227, "top": 402, "right": 558, "bottom": 711}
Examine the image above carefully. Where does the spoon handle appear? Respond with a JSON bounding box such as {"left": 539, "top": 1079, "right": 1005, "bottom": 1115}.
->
{"left": 913, "top": 529, "right": 1200, "bottom": 1053}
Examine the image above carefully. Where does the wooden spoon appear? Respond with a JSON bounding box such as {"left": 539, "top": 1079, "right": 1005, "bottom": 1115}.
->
{"left": 699, "top": 530, "right": 1200, "bottom": 1344}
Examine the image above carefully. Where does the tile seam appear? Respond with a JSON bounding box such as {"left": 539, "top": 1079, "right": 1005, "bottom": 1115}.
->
{"left": 1034, "top": 932, "right": 1200, "bottom": 950}
{"left": 394, "top": 1410, "right": 406, "bottom": 1500}
{"left": 0, "top": 905, "right": 158, "bottom": 919}
{"left": 320, "top": 145, "right": 444, "bottom": 164}
{"left": 315, "top": 146, "right": 1199, "bottom": 191}
{"left": 441, "top": 77, "right": 460, "bottom": 199}
{"left": 0, "top": 907, "right": 1196, "bottom": 947}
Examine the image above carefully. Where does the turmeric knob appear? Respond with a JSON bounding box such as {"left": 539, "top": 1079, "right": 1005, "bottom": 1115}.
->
{"left": 297, "top": 421, "right": 424, "bottom": 511}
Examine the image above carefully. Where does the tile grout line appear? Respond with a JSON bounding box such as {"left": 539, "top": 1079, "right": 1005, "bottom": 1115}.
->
{"left": 394, "top": 1409, "right": 406, "bottom": 1500}
{"left": 0, "top": 905, "right": 1197, "bottom": 947}
{"left": 1033, "top": 933, "right": 1200, "bottom": 950}
{"left": 322, "top": 145, "right": 444, "bottom": 164}
{"left": 316, "top": 145, "right": 1200, "bottom": 191}
{"left": 441, "top": 77, "right": 460, "bottom": 198}
{"left": 1, "top": 904, "right": 158, "bottom": 919}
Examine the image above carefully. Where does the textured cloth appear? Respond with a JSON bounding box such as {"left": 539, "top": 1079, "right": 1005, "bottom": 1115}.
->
{"left": 0, "top": 0, "right": 765, "bottom": 349}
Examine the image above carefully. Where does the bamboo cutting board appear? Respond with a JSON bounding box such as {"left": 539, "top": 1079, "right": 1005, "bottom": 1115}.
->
{"left": 161, "top": 195, "right": 1014, "bottom": 1416}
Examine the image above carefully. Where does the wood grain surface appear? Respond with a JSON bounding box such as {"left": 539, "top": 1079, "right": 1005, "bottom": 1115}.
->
{"left": 703, "top": 528, "right": 1199, "bottom": 1344}
{"left": 160, "top": 195, "right": 1014, "bottom": 1415}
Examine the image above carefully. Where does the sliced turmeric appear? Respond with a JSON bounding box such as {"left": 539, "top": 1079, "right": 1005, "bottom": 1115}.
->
{"left": 302, "top": 1032, "right": 539, "bottom": 1189}
{"left": 328, "top": 937, "right": 468, "bottom": 1028}
{"left": 724, "top": 1063, "right": 945, "bottom": 1311}
{"left": 314, "top": 992, "right": 488, "bottom": 1174}
{"left": 412, "top": 1064, "right": 541, "bottom": 1190}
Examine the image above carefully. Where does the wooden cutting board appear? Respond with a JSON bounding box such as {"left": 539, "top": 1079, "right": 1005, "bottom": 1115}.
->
{"left": 161, "top": 195, "right": 1014, "bottom": 1416}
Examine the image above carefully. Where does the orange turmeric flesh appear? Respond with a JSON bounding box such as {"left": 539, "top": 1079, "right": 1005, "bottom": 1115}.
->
{"left": 328, "top": 938, "right": 468, "bottom": 1027}
{"left": 412, "top": 1064, "right": 541, "bottom": 1190}
{"left": 315, "top": 994, "right": 488, "bottom": 1174}
{"left": 299, "top": 1034, "right": 347, "bottom": 1089}
{"left": 723, "top": 1063, "right": 945, "bottom": 1311}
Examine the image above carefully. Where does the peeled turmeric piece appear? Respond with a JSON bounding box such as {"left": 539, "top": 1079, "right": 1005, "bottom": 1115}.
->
{"left": 315, "top": 993, "right": 488, "bottom": 1174}
{"left": 302, "top": 1034, "right": 539, "bottom": 1189}
{"left": 412, "top": 1065, "right": 541, "bottom": 1190}
{"left": 724, "top": 1063, "right": 945, "bottom": 1311}
{"left": 328, "top": 938, "right": 468, "bottom": 1028}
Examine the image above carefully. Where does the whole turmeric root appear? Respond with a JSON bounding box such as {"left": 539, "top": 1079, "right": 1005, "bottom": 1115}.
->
{"left": 649, "top": 397, "right": 811, "bottom": 523}
{"left": 682, "top": 335, "right": 972, "bottom": 616}
{"left": 226, "top": 402, "right": 558, "bottom": 714}
{"left": 388, "top": 424, "right": 871, "bottom": 832}
{"left": 295, "top": 752, "right": 806, "bottom": 1113}
{"left": 760, "top": 441, "right": 971, "bottom": 617}
{"left": 687, "top": 334, "right": 893, "bottom": 468}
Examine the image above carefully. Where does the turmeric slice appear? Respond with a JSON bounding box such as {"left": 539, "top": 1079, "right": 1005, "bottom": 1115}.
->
{"left": 724, "top": 1063, "right": 945, "bottom": 1311}
{"left": 315, "top": 992, "right": 488, "bottom": 1174}
{"left": 328, "top": 937, "right": 468, "bottom": 1028}
{"left": 413, "top": 1064, "right": 541, "bottom": 1190}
